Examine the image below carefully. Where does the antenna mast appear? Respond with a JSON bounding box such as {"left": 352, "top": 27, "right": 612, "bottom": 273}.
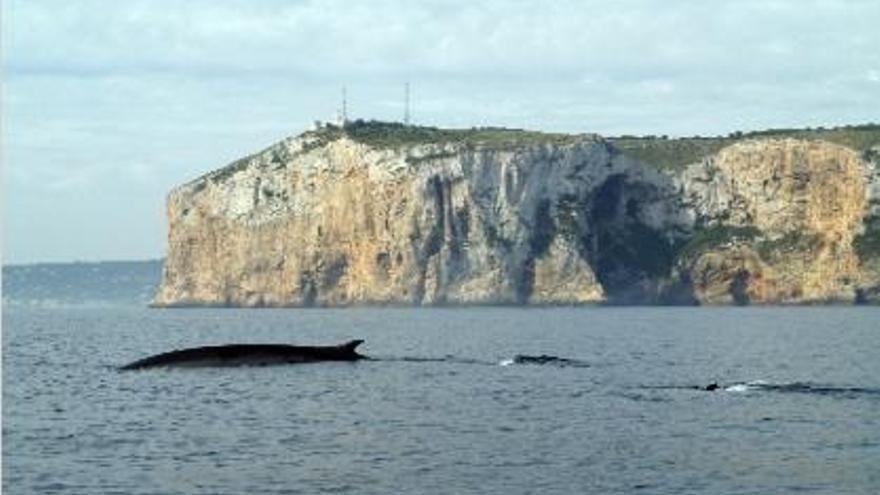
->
{"left": 404, "top": 82, "right": 411, "bottom": 125}
{"left": 341, "top": 86, "right": 348, "bottom": 125}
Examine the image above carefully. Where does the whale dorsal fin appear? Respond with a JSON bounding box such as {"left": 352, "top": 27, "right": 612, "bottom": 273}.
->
{"left": 342, "top": 339, "right": 364, "bottom": 352}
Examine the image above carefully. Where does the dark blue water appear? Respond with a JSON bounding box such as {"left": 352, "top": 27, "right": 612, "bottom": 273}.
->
{"left": 4, "top": 306, "right": 879, "bottom": 494}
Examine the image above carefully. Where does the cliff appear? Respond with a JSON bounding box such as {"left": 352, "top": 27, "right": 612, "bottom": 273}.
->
{"left": 153, "top": 122, "right": 880, "bottom": 306}
{"left": 676, "top": 139, "right": 876, "bottom": 304}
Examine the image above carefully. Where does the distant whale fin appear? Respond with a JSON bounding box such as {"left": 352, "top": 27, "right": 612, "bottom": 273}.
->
{"left": 342, "top": 339, "right": 365, "bottom": 353}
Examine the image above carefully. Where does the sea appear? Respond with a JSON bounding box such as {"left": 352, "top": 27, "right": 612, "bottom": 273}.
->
{"left": 3, "top": 302, "right": 879, "bottom": 495}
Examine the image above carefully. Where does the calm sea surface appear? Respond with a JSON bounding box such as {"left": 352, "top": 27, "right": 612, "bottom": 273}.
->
{"left": 3, "top": 306, "right": 879, "bottom": 494}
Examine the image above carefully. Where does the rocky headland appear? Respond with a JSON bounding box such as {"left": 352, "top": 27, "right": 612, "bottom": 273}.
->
{"left": 153, "top": 122, "right": 880, "bottom": 306}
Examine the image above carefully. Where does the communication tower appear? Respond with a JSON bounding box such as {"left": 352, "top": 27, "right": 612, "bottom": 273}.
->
{"left": 342, "top": 86, "right": 348, "bottom": 123}
{"left": 337, "top": 86, "right": 349, "bottom": 126}
{"left": 404, "top": 82, "right": 411, "bottom": 125}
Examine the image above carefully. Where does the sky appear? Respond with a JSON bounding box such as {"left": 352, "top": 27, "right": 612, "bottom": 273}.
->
{"left": 2, "top": 0, "right": 879, "bottom": 264}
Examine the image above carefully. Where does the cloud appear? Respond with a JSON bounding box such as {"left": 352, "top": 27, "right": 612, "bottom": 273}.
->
{"left": 4, "top": 0, "right": 879, "bottom": 133}
{"left": 5, "top": 1, "right": 877, "bottom": 82}
{"left": 3, "top": 0, "right": 880, "bottom": 262}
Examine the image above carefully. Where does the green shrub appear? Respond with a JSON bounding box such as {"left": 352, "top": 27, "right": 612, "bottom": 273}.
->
{"left": 609, "top": 137, "right": 732, "bottom": 170}
{"left": 676, "top": 225, "right": 762, "bottom": 262}
{"left": 306, "top": 120, "right": 584, "bottom": 151}
{"left": 854, "top": 216, "right": 880, "bottom": 262}
{"left": 756, "top": 231, "right": 823, "bottom": 261}
{"left": 610, "top": 123, "right": 880, "bottom": 171}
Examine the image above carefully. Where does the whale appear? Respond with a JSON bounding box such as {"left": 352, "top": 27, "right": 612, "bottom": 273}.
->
{"left": 501, "top": 354, "right": 589, "bottom": 367}
{"left": 512, "top": 354, "right": 573, "bottom": 365}
{"left": 120, "top": 339, "right": 366, "bottom": 370}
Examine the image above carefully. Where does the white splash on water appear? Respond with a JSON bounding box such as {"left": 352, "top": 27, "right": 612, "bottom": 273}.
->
{"left": 725, "top": 380, "right": 769, "bottom": 392}
{"left": 724, "top": 384, "right": 751, "bottom": 392}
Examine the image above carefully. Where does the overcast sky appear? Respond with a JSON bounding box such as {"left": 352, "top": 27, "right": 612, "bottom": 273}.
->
{"left": 2, "top": 0, "right": 879, "bottom": 263}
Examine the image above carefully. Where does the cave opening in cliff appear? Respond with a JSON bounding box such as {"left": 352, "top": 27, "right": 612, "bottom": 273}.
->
{"left": 584, "top": 174, "right": 678, "bottom": 303}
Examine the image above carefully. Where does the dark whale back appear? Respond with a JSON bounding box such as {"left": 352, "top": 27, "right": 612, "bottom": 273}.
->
{"left": 120, "top": 339, "right": 365, "bottom": 370}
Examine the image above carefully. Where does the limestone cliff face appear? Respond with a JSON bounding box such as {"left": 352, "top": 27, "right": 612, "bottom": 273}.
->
{"left": 853, "top": 146, "right": 880, "bottom": 303}
{"left": 676, "top": 139, "right": 877, "bottom": 304}
{"left": 154, "top": 125, "right": 880, "bottom": 307}
{"left": 153, "top": 131, "right": 686, "bottom": 306}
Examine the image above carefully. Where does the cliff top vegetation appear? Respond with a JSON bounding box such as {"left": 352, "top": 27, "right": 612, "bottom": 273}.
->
{"left": 305, "top": 120, "right": 591, "bottom": 150}
{"left": 308, "top": 120, "right": 879, "bottom": 169}
{"left": 202, "top": 122, "right": 879, "bottom": 186}
{"left": 610, "top": 123, "right": 880, "bottom": 170}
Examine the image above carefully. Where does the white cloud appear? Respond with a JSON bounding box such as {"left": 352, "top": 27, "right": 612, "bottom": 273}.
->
{"left": 3, "top": 0, "right": 880, "bottom": 262}
{"left": 4, "top": 0, "right": 875, "bottom": 81}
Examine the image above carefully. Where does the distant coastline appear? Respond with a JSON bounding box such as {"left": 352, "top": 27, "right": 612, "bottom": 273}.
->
{"left": 2, "top": 260, "right": 163, "bottom": 308}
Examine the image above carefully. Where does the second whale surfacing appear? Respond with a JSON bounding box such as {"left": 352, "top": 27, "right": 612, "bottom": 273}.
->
{"left": 120, "top": 339, "right": 366, "bottom": 370}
